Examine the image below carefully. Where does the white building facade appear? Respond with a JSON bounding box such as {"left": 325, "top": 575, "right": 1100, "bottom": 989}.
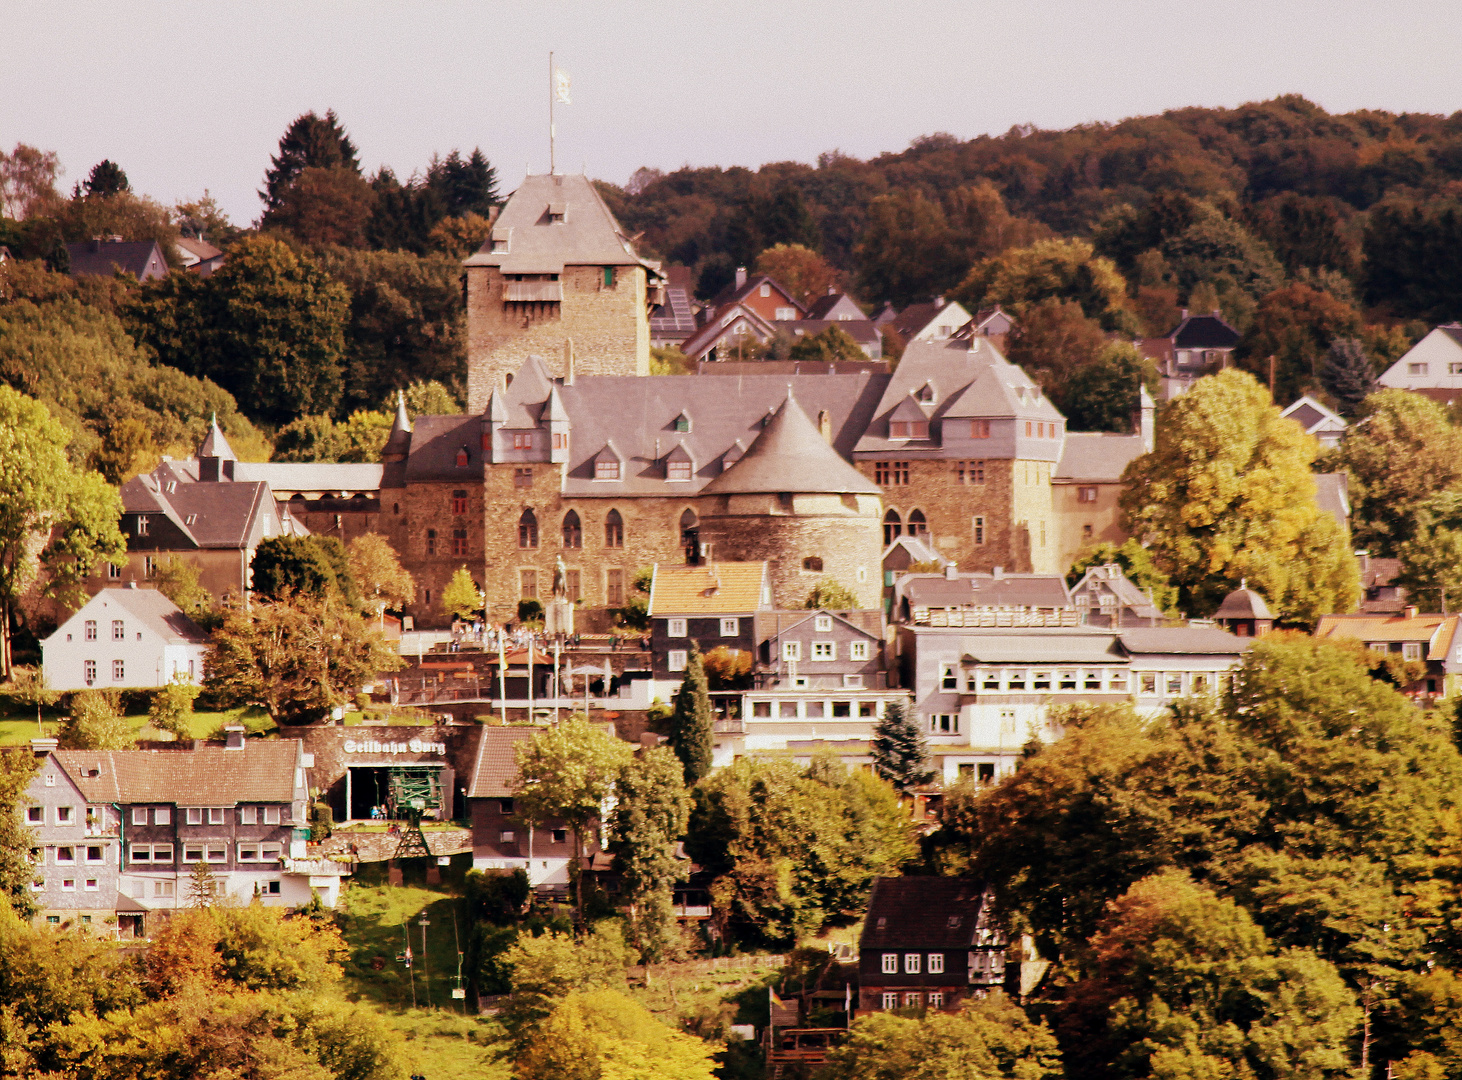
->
{"left": 42, "top": 586, "right": 208, "bottom": 692}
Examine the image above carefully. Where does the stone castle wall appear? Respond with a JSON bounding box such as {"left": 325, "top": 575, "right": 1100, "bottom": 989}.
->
{"left": 466, "top": 264, "right": 649, "bottom": 412}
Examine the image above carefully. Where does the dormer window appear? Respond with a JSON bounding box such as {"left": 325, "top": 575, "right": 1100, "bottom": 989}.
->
{"left": 490, "top": 227, "right": 511, "bottom": 253}
{"left": 548, "top": 202, "right": 566, "bottom": 223}
{"left": 594, "top": 446, "right": 622, "bottom": 481}
{"left": 667, "top": 460, "right": 692, "bottom": 481}
{"left": 673, "top": 413, "right": 691, "bottom": 433}
{"left": 455, "top": 448, "right": 469, "bottom": 467}
{"left": 889, "top": 421, "right": 929, "bottom": 439}
{"left": 917, "top": 383, "right": 936, "bottom": 403}
{"left": 971, "top": 420, "right": 990, "bottom": 438}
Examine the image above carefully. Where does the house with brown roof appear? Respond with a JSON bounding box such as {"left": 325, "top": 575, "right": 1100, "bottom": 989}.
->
{"left": 465, "top": 725, "right": 601, "bottom": 889}
{"left": 647, "top": 561, "right": 770, "bottom": 696}
{"left": 887, "top": 298, "right": 973, "bottom": 346}
{"left": 175, "top": 236, "right": 225, "bottom": 276}
{"left": 857, "top": 877, "right": 1006, "bottom": 1014}
{"left": 1314, "top": 609, "right": 1462, "bottom": 703}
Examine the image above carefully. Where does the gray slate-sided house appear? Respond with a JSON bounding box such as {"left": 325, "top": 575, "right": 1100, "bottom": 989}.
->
{"left": 1068, "top": 564, "right": 1163, "bottom": 627}
{"left": 42, "top": 586, "right": 208, "bottom": 691}
{"left": 21, "top": 740, "right": 133, "bottom": 936}
{"left": 857, "top": 877, "right": 1006, "bottom": 1015}
{"left": 893, "top": 566, "right": 1077, "bottom": 628}
{"left": 465, "top": 725, "right": 599, "bottom": 889}
{"left": 66, "top": 238, "right": 169, "bottom": 281}
{"left": 647, "top": 562, "right": 770, "bottom": 698}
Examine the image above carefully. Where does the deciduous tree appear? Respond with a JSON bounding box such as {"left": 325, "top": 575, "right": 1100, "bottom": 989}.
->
{"left": 440, "top": 566, "right": 484, "bottom": 622}
{"left": 609, "top": 747, "right": 690, "bottom": 959}
{"left": 514, "top": 719, "right": 635, "bottom": 931}
{"left": 147, "top": 677, "right": 201, "bottom": 740}
{"left": 753, "top": 242, "right": 840, "bottom": 307}
{"left": 1061, "top": 342, "right": 1159, "bottom": 433}
{"left": 347, "top": 533, "right": 415, "bottom": 622}
{"left": 59, "top": 690, "right": 136, "bottom": 750}
{"left": 1119, "top": 369, "right": 1358, "bottom": 620}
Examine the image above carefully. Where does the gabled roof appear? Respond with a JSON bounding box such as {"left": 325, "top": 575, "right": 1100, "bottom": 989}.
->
{"left": 403, "top": 415, "right": 483, "bottom": 483}
{"left": 677, "top": 303, "right": 780, "bottom": 361}
{"left": 803, "top": 293, "right": 865, "bottom": 321}
{"left": 119, "top": 469, "right": 276, "bottom": 549}
{"left": 45, "top": 587, "right": 209, "bottom": 646}
{"left": 1053, "top": 432, "right": 1147, "bottom": 483}
{"left": 1169, "top": 313, "right": 1241, "bottom": 350}
{"left": 1117, "top": 626, "right": 1247, "bottom": 655}
{"left": 859, "top": 877, "right": 987, "bottom": 950}
{"left": 66, "top": 239, "right": 168, "bottom": 280}
{"left": 898, "top": 572, "right": 1072, "bottom": 611}
{"left": 1314, "top": 613, "right": 1460, "bottom": 659}
{"left": 1069, "top": 564, "right": 1163, "bottom": 620}
{"left": 1281, "top": 395, "right": 1347, "bottom": 436}
{"left": 465, "top": 727, "right": 538, "bottom": 798}
{"left": 707, "top": 273, "right": 803, "bottom": 312}
{"left": 700, "top": 392, "right": 881, "bottom": 496}
{"left": 52, "top": 741, "right": 302, "bottom": 805}
{"left": 755, "top": 609, "right": 881, "bottom": 642}
{"left": 648, "top": 562, "right": 769, "bottom": 616}
{"left": 462, "top": 173, "right": 657, "bottom": 275}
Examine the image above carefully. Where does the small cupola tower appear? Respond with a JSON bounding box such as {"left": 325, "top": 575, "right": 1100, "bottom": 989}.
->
{"left": 381, "top": 391, "right": 413, "bottom": 463}
{"left": 197, "top": 413, "right": 237, "bottom": 481}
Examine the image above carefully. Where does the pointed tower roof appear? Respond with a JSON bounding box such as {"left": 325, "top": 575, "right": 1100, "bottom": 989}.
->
{"left": 543, "top": 384, "right": 569, "bottom": 424}
{"left": 1214, "top": 583, "right": 1274, "bottom": 621}
{"left": 382, "top": 392, "right": 413, "bottom": 459}
{"left": 198, "top": 413, "right": 237, "bottom": 461}
{"left": 486, "top": 389, "right": 507, "bottom": 423}
{"left": 701, "top": 392, "right": 881, "bottom": 496}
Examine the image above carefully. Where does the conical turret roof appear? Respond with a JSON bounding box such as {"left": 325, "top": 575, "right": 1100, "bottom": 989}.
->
{"left": 383, "top": 391, "right": 413, "bottom": 456}
{"left": 701, "top": 392, "right": 881, "bottom": 496}
{"left": 198, "top": 413, "right": 237, "bottom": 461}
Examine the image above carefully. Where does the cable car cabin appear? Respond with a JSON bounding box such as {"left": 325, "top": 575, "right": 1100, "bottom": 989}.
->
{"left": 766, "top": 1028, "right": 845, "bottom": 1063}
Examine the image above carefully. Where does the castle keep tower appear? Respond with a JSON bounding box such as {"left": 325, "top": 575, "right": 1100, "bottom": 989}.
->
{"left": 462, "top": 173, "right": 661, "bottom": 411}
{"left": 698, "top": 392, "right": 884, "bottom": 610}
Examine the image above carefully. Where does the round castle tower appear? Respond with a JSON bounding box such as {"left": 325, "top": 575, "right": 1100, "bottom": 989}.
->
{"left": 697, "top": 391, "right": 884, "bottom": 610}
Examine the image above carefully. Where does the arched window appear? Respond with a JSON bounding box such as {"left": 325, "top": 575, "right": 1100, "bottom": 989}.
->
{"left": 605, "top": 509, "right": 624, "bottom": 549}
{"left": 883, "top": 510, "right": 902, "bottom": 546}
{"left": 518, "top": 509, "right": 538, "bottom": 549}
{"left": 908, "top": 509, "right": 928, "bottom": 537}
{"left": 680, "top": 509, "right": 699, "bottom": 565}
{"left": 562, "top": 510, "right": 582, "bottom": 549}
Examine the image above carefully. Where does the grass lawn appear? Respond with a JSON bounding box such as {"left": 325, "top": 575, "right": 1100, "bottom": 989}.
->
{"left": 0, "top": 701, "right": 274, "bottom": 747}
{"left": 335, "top": 869, "right": 507, "bottom": 1080}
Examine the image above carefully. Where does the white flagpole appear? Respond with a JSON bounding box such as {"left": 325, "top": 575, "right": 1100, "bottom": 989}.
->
{"left": 548, "top": 51, "right": 555, "bottom": 175}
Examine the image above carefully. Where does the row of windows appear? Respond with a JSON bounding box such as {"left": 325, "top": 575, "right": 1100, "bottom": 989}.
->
{"left": 128, "top": 841, "right": 282, "bottom": 863}
{"left": 498, "top": 827, "right": 568, "bottom": 844}
{"left": 37, "top": 844, "right": 107, "bottom": 864}
{"left": 82, "top": 660, "right": 125, "bottom": 685}
{"left": 665, "top": 617, "right": 739, "bottom": 638}
{"left": 82, "top": 619, "right": 128, "bottom": 642}
{"left": 34, "top": 876, "right": 103, "bottom": 892}
{"left": 780, "top": 640, "right": 870, "bottom": 662}
{"left": 521, "top": 567, "right": 620, "bottom": 604}
{"left": 513, "top": 509, "right": 626, "bottom": 550}
{"left": 748, "top": 698, "right": 879, "bottom": 719}
{"left": 949, "top": 667, "right": 1232, "bottom": 697}
{"left": 883, "top": 991, "right": 946, "bottom": 1009}
{"left": 883, "top": 509, "right": 928, "bottom": 544}
{"left": 127, "top": 806, "right": 284, "bottom": 827}
{"left": 881, "top": 952, "right": 946, "bottom": 974}
{"left": 24, "top": 805, "right": 106, "bottom": 827}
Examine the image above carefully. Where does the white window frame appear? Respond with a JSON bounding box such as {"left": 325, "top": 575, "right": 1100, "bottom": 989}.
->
{"left": 905, "top": 953, "right": 921, "bottom": 973}
{"left": 85, "top": 845, "right": 104, "bottom": 864}
{"left": 154, "top": 880, "right": 174, "bottom": 898}
{"left": 151, "top": 844, "right": 173, "bottom": 863}
{"left": 131, "top": 807, "right": 148, "bottom": 826}
{"left": 814, "top": 614, "right": 833, "bottom": 632}
{"left": 667, "top": 618, "right": 687, "bottom": 638}
{"left": 238, "top": 843, "right": 260, "bottom": 861}
{"left": 928, "top": 952, "right": 944, "bottom": 973}
{"left": 720, "top": 617, "right": 739, "bottom": 636}
{"left": 881, "top": 952, "right": 898, "bottom": 974}
{"left": 205, "top": 843, "right": 228, "bottom": 863}
{"left": 111, "top": 659, "right": 125, "bottom": 682}
{"left": 186, "top": 807, "right": 202, "bottom": 825}
{"left": 26, "top": 806, "right": 43, "bottom": 824}
{"left": 850, "top": 641, "right": 869, "bottom": 661}
{"left": 263, "top": 807, "right": 280, "bottom": 826}
{"left": 183, "top": 843, "right": 205, "bottom": 863}
{"left": 1403, "top": 642, "right": 1423, "bottom": 661}
{"left": 209, "top": 807, "right": 226, "bottom": 825}
{"left": 927, "top": 991, "right": 944, "bottom": 1007}
{"left": 811, "top": 641, "right": 835, "bottom": 661}
{"left": 84, "top": 877, "right": 99, "bottom": 891}
{"left": 668, "top": 650, "right": 688, "bottom": 672}
{"left": 782, "top": 641, "right": 802, "bottom": 662}
{"left": 882, "top": 992, "right": 898, "bottom": 1010}
{"left": 240, "top": 806, "right": 257, "bottom": 825}
{"left": 259, "top": 843, "right": 282, "bottom": 862}
{"left": 61, "top": 877, "right": 75, "bottom": 891}
{"left": 154, "top": 807, "right": 170, "bottom": 826}
{"left": 55, "top": 846, "right": 75, "bottom": 864}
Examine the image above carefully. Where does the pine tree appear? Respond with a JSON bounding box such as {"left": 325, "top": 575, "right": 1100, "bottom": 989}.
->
{"left": 669, "top": 648, "right": 713, "bottom": 783}
{"left": 261, "top": 110, "right": 361, "bottom": 213}
{"left": 1320, "top": 336, "right": 1378, "bottom": 417}
{"left": 82, "top": 159, "right": 129, "bottom": 198}
{"left": 871, "top": 700, "right": 930, "bottom": 791}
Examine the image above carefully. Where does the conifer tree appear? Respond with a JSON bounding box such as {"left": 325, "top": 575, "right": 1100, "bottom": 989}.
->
{"left": 669, "top": 648, "right": 713, "bottom": 783}
{"left": 187, "top": 860, "right": 218, "bottom": 907}
{"left": 871, "top": 699, "right": 930, "bottom": 791}
{"left": 1320, "top": 336, "right": 1377, "bottom": 417}
{"left": 260, "top": 110, "right": 360, "bottom": 213}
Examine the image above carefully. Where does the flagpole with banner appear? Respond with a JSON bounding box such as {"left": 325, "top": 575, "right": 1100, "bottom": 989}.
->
{"left": 549, "top": 53, "right": 570, "bottom": 175}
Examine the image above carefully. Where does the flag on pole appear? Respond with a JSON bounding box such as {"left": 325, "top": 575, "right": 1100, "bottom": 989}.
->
{"left": 554, "top": 68, "right": 571, "bottom": 105}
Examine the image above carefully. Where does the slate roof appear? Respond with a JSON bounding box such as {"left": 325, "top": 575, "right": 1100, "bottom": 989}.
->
{"left": 403, "top": 415, "right": 484, "bottom": 483}
{"left": 1314, "top": 613, "right": 1460, "bottom": 660}
{"left": 707, "top": 273, "right": 803, "bottom": 312}
{"left": 1212, "top": 586, "right": 1275, "bottom": 621}
{"left": 1117, "top": 626, "right": 1248, "bottom": 655}
{"left": 465, "top": 727, "right": 538, "bottom": 798}
{"left": 1069, "top": 564, "right": 1163, "bottom": 621}
{"left": 859, "top": 877, "right": 986, "bottom": 950}
{"left": 853, "top": 337, "right": 1062, "bottom": 455}
{"left": 462, "top": 173, "right": 658, "bottom": 276}
{"left": 1170, "top": 313, "right": 1241, "bottom": 350}
{"left": 803, "top": 293, "right": 865, "bottom": 321}
{"left": 198, "top": 415, "right": 236, "bottom": 460}
{"left": 121, "top": 469, "right": 275, "bottom": 549}
{"left": 696, "top": 360, "right": 888, "bottom": 376}
{"left": 898, "top": 572, "right": 1072, "bottom": 610}
{"left": 44, "top": 588, "right": 209, "bottom": 646}
{"left": 1281, "top": 395, "right": 1347, "bottom": 438}
{"left": 648, "top": 562, "right": 769, "bottom": 616}
{"left": 959, "top": 630, "right": 1123, "bottom": 665}
{"left": 889, "top": 302, "right": 937, "bottom": 340}
{"left": 52, "top": 741, "right": 301, "bottom": 805}
{"left": 677, "top": 304, "right": 779, "bottom": 361}
{"left": 1053, "top": 432, "right": 1147, "bottom": 483}
{"left": 1313, "top": 472, "right": 1350, "bottom": 527}
{"left": 66, "top": 239, "right": 168, "bottom": 280}
{"left": 700, "top": 392, "right": 882, "bottom": 496}
{"left": 536, "top": 371, "right": 888, "bottom": 498}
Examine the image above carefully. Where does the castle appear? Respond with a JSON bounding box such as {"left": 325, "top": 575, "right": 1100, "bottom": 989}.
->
{"left": 105, "top": 174, "right": 1151, "bottom": 626}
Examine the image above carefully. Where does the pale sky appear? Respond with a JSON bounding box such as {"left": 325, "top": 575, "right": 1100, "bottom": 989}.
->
{"left": 5, "top": 0, "right": 1462, "bottom": 226}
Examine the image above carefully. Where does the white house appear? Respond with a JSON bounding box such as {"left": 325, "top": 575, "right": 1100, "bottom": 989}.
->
{"left": 43, "top": 586, "right": 208, "bottom": 692}
{"left": 1378, "top": 325, "right": 1462, "bottom": 406}
{"left": 1281, "top": 395, "right": 1348, "bottom": 448}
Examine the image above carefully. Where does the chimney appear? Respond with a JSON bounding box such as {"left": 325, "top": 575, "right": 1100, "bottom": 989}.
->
{"left": 126, "top": 580, "right": 138, "bottom": 589}
{"left": 992, "top": 566, "right": 1004, "bottom": 580}
{"left": 1211, "top": 309, "right": 1221, "bottom": 319}
{"left": 944, "top": 563, "right": 958, "bottom": 580}
{"left": 487, "top": 205, "right": 501, "bottom": 226}
{"left": 934, "top": 295, "right": 945, "bottom": 307}
{"left": 1180, "top": 308, "right": 1189, "bottom": 320}
{"left": 735, "top": 267, "right": 747, "bottom": 289}
{"left": 1404, "top": 605, "right": 1418, "bottom": 620}
{"left": 223, "top": 724, "right": 245, "bottom": 749}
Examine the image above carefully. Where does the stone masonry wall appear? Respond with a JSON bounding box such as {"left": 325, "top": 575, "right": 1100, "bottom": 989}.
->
{"left": 398, "top": 481, "right": 488, "bottom": 628}
{"left": 466, "top": 264, "right": 649, "bottom": 412}
{"left": 858, "top": 459, "right": 1030, "bottom": 573}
